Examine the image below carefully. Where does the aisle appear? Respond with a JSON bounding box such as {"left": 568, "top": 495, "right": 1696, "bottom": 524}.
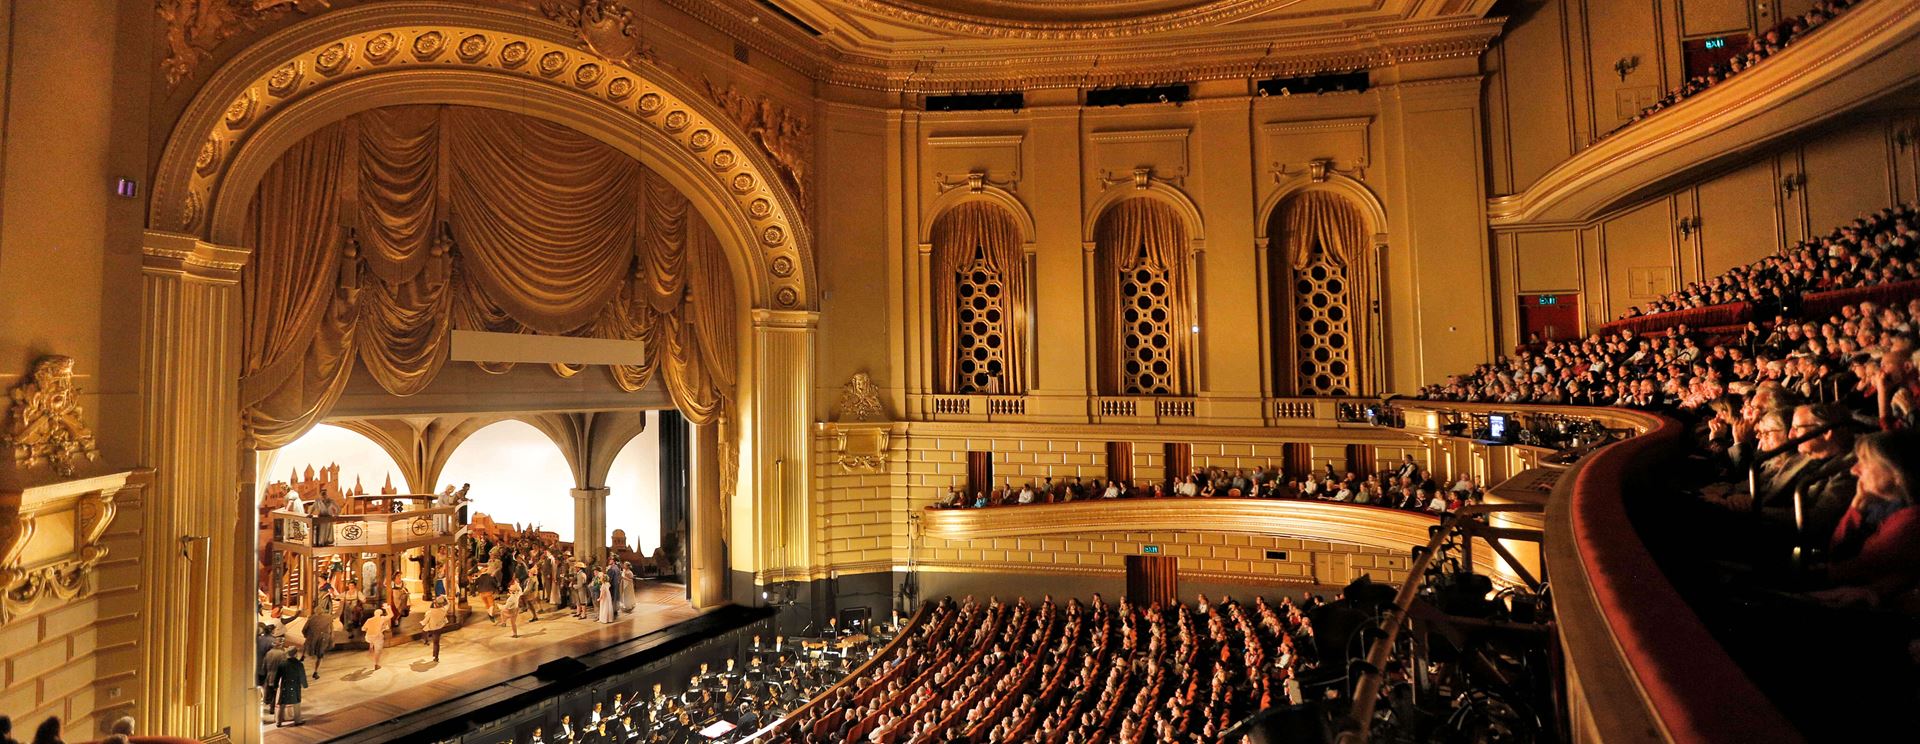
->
{"left": 262, "top": 582, "right": 701, "bottom": 744}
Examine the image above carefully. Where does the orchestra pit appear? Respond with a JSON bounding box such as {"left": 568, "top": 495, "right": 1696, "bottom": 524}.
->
{"left": 0, "top": 1, "right": 1916, "bottom": 743}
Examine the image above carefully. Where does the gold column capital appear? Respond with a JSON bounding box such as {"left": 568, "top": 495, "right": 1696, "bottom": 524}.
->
{"left": 140, "top": 231, "right": 248, "bottom": 283}
{"left": 750, "top": 308, "right": 821, "bottom": 330}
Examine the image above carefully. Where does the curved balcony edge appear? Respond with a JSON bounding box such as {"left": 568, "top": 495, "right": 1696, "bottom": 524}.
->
{"left": 922, "top": 498, "right": 1444, "bottom": 556}
{"left": 1542, "top": 410, "right": 1803, "bottom": 744}
{"left": 1487, "top": 0, "right": 1920, "bottom": 227}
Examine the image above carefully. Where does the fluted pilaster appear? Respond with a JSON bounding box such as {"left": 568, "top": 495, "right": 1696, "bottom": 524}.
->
{"left": 137, "top": 231, "right": 253, "bottom": 743}
{"left": 748, "top": 310, "right": 816, "bottom": 585}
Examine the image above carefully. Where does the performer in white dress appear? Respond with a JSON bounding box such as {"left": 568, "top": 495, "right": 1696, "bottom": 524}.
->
{"left": 597, "top": 574, "right": 615, "bottom": 623}
{"left": 619, "top": 561, "right": 637, "bottom": 612}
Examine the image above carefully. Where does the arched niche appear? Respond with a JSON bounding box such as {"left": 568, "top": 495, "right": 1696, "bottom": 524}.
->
{"left": 440, "top": 419, "right": 579, "bottom": 541}
{"left": 1257, "top": 173, "right": 1390, "bottom": 396}
{"left": 919, "top": 181, "right": 1038, "bottom": 248}
{"left": 1081, "top": 171, "right": 1207, "bottom": 248}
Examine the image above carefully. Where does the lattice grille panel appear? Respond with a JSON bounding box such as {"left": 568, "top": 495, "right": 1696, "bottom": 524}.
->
{"left": 954, "top": 248, "right": 1009, "bottom": 393}
{"left": 1294, "top": 241, "right": 1354, "bottom": 395}
{"left": 1120, "top": 261, "right": 1176, "bottom": 395}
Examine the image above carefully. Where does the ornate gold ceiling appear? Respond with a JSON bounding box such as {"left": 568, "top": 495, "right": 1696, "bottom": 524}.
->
{"left": 678, "top": 0, "right": 1504, "bottom": 91}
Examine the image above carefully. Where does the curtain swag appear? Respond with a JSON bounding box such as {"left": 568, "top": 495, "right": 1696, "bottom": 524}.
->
{"left": 239, "top": 106, "right": 738, "bottom": 448}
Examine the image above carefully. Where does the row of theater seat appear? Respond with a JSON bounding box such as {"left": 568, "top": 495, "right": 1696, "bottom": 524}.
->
{"left": 1613, "top": 0, "right": 1861, "bottom": 135}
{"left": 775, "top": 593, "right": 1320, "bottom": 744}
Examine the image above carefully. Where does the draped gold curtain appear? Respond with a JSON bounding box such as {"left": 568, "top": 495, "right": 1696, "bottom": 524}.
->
{"left": 1274, "top": 191, "right": 1375, "bottom": 394}
{"left": 1093, "top": 198, "right": 1196, "bottom": 395}
{"left": 929, "top": 201, "right": 1028, "bottom": 395}
{"left": 239, "top": 105, "right": 739, "bottom": 448}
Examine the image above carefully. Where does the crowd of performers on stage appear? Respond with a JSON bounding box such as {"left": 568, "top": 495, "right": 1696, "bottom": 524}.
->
{"left": 254, "top": 473, "right": 680, "bottom": 727}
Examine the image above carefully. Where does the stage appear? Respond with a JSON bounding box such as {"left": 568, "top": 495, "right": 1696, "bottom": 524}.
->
{"left": 263, "top": 582, "right": 703, "bottom": 744}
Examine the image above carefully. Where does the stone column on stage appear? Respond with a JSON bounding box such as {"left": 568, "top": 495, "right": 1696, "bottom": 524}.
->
{"left": 572, "top": 486, "right": 610, "bottom": 564}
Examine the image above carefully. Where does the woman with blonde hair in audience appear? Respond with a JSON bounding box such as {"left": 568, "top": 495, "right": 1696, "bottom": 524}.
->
{"left": 1812, "top": 430, "right": 1920, "bottom": 609}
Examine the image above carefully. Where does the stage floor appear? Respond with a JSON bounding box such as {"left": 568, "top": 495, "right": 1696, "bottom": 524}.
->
{"left": 262, "top": 581, "right": 703, "bottom": 744}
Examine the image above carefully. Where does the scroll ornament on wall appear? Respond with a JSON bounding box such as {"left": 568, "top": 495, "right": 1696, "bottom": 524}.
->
{"left": 4, "top": 356, "right": 100, "bottom": 478}
{"left": 834, "top": 372, "right": 889, "bottom": 473}
{"left": 540, "top": 0, "right": 654, "bottom": 65}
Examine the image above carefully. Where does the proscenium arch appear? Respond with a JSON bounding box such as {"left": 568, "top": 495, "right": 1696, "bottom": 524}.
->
{"left": 147, "top": 1, "right": 813, "bottom": 312}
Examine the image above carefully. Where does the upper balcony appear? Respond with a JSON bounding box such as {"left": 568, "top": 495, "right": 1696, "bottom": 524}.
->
{"left": 1487, "top": 0, "right": 1920, "bottom": 227}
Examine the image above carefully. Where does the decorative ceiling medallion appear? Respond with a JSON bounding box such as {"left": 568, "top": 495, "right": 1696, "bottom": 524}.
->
{"left": 223, "top": 91, "right": 256, "bottom": 129}
{"left": 457, "top": 34, "right": 490, "bottom": 62}
{"left": 538, "top": 50, "right": 569, "bottom": 77}
{"left": 689, "top": 129, "right": 715, "bottom": 151}
{"left": 637, "top": 92, "right": 664, "bottom": 113}
{"left": 364, "top": 32, "right": 399, "bottom": 63}
{"left": 412, "top": 30, "right": 447, "bottom": 60}
{"left": 3, "top": 356, "right": 101, "bottom": 477}
{"left": 770, "top": 255, "right": 794, "bottom": 277}
{"left": 761, "top": 226, "right": 785, "bottom": 247}
{"left": 499, "top": 40, "right": 531, "bottom": 68}
{"left": 574, "top": 63, "right": 603, "bottom": 87}
{"left": 776, "top": 287, "right": 798, "bottom": 308}
{"left": 195, "top": 138, "right": 222, "bottom": 176}
{"left": 713, "top": 150, "right": 738, "bottom": 171}
{"left": 180, "top": 192, "right": 202, "bottom": 230}
{"left": 314, "top": 41, "right": 352, "bottom": 75}
{"left": 662, "top": 110, "right": 691, "bottom": 132}
{"left": 266, "top": 61, "right": 303, "bottom": 96}
{"left": 747, "top": 197, "right": 771, "bottom": 218}
{"left": 731, "top": 173, "right": 755, "bottom": 193}
{"left": 606, "top": 77, "right": 635, "bottom": 100}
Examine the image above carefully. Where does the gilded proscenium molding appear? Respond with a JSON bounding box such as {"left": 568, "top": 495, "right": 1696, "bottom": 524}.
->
{"left": 4, "top": 357, "right": 101, "bottom": 478}
{"left": 1486, "top": 0, "right": 1920, "bottom": 227}
{"left": 149, "top": 2, "right": 813, "bottom": 311}
{"left": 0, "top": 470, "right": 146, "bottom": 624}
{"left": 921, "top": 499, "right": 1442, "bottom": 555}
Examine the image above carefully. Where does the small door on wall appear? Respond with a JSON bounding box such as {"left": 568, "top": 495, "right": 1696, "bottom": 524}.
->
{"left": 1518, "top": 293, "right": 1580, "bottom": 343}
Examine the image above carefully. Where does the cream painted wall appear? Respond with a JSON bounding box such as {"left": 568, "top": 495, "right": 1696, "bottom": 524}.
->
{"left": 1493, "top": 109, "right": 1920, "bottom": 346}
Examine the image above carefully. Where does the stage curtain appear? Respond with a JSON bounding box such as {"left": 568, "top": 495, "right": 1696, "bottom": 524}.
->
{"left": 1276, "top": 191, "right": 1375, "bottom": 393}
{"left": 929, "top": 201, "right": 1028, "bottom": 395}
{"left": 447, "top": 107, "right": 643, "bottom": 334}
{"left": 240, "top": 105, "right": 740, "bottom": 443}
{"left": 239, "top": 122, "right": 354, "bottom": 449}
{"left": 1093, "top": 198, "right": 1194, "bottom": 395}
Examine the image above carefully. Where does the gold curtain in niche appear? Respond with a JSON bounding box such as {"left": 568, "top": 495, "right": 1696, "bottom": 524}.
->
{"left": 1274, "top": 191, "right": 1374, "bottom": 394}
{"left": 929, "top": 201, "right": 1028, "bottom": 395}
{"left": 239, "top": 105, "right": 740, "bottom": 447}
{"left": 1093, "top": 198, "right": 1195, "bottom": 396}
{"left": 239, "top": 122, "right": 355, "bottom": 449}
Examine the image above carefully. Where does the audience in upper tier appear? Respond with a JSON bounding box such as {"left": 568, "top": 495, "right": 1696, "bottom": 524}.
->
{"left": 1621, "top": 202, "right": 1918, "bottom": 320}
{"left": 778, "top": 592, "right": 1324, "bottom": 744}
{"left": 1614, "top": 0, "right": 1860, "bottom": 133}
{"left": 936, "top": 460, "right": 1485, "bottom": 516}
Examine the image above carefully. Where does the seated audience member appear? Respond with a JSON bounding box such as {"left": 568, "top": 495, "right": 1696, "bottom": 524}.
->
{"left": 1812, "top": 431, "right": 1920, "bottom": 609}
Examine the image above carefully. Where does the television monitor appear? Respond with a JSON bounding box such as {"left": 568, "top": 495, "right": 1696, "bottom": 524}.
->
{"left": 1487, "top": 413, "right": 1510, "bottom": 443}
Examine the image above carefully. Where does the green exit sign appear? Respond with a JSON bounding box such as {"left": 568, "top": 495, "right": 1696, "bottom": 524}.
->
{"left": 1141, "top": 544, "right": 1161, "bottom": 554}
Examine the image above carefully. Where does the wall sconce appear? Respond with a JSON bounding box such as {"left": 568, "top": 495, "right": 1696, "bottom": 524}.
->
{"left": 1781, "top": 172, "right": 1807, "bottom": 195}
{"left": 1613, "top": 55, "right": 1640, "bottom": 80}
{"left": 1677, "top": 216, "right": 1701, "bottom": 238}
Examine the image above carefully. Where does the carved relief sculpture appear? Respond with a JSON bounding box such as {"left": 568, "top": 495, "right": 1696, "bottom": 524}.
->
{"left": 837, "top": 372, "right": 886, "bottom": 422}
{"left": 541, "top": 0, "right": 653, "bottom": 65}
{"left": 706, "top": 79, "right": 812, "bottom": 214}
{"left": 4, "top": 356, "right": 101, "bottom": 477}
{"left": 157, "top": 0, "right": 332, "bottom": 87}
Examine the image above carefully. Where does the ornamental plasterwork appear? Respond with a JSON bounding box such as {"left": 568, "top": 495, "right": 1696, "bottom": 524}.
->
{"left": 157, "top": 0, "right": 332, "bottom": 87}
{"left": 150, "top": 13, "right": 810, "bottom": 310}
{"left": 538, "top": 0, "right": 654, "bottom": 65}
{"left": 824, "top": 0, "right": 1306, "bottom": 39}
{"left": 705, "top": 79, "right": 813, "bottom": 217}
{"left": 1, "top": 474, "right": 131, "bottom": 625}
{"left": 3, "top": 357, "right": 100, "bottom": 478}
{"left": 837, "top": 372, "right": 886, "bottom": 422}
